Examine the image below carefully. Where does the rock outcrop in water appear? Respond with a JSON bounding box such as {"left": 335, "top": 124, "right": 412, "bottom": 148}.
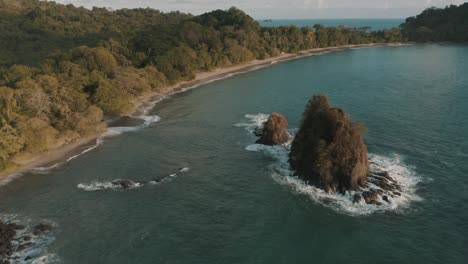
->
{"left": 255, "top": 113, "right": 289, "bottom": 145}
{"left": 289, "top": 95, "right": 369, "bottom": 193}
{"left": 1, "top": 220, "right": 53, "bottom": 262}
{"left": 352, "top": 171, "right": 403, "bottom": 205}
{"left": 1, "top": 221, "right": 17, "bottom": 259}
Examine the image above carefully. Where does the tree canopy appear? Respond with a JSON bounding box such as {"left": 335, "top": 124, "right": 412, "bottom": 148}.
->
{"left": 0, "top": 0, "right": 406, "bottom": 172}
{"left": 400, "top": 3, "right": 468, "bottom": 42}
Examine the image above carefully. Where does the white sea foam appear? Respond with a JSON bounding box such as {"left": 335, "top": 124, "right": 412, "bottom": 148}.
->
{"left": 0, "top": 214, "right": 59, "bottom": 264}
{"left": 139, "top": 115, "right": 162, "bottom": 127}
{"left": 77, "top": 182, "right": 118, "bottom": 191}
{"left": 77, "top": 166, "right": 188, "bottom": 191}
{"left": 66, "top": 143, "right": 100, "bottom": 163}
{"left": 31, "top": 254, "right": 60, "bottom": 264}
{"left": 102, "top": 114, "right": 161, "bottom": 138}
{"left": 237, "top": 114, "right": 422, "bottom": 216}
{"left": 0, "top": 113, "right": 162, "bottom": 184}
{"left": 234, "top": 113, "right": 270, "bottom": 133}
{"left": 77, "top": 180, "right": 143, "bottom": 192}
{"left": 0, "top": 172, "right": 25, "bottom": 186}
{"left": 139, "top": 96, "right": 166, "bottom": 115}
{"left": 179, "top": 167, "right": 190, "bottom": 173}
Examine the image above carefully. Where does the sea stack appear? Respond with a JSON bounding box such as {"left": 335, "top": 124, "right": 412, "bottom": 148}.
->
{"left": 289, "top": 95, "right": 369, "bottom": 193}
{"left": 256, "top": 112, "right": 289, "bottom": 145}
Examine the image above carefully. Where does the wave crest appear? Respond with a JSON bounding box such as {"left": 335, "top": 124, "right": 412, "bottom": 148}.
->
{"left": 77, "top": 179, "right": 143, "bottom": 191}
{"left": 234, "top": 113, "right": 269, "bottom": 134}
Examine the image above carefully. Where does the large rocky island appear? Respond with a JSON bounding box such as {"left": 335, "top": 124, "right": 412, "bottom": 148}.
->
{"left": 289, "top": 95, "right": 368, "bottom": 193}
{"left": 255, "top": 95, "right": 402, "bottom": 205}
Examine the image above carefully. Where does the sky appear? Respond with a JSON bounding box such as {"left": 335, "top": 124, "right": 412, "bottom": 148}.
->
{"left": 53, "top": 0, "right": 465, "bottom": 19}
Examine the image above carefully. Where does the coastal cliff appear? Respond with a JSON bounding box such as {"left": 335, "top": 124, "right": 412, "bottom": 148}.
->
{"left": 255, "top": 113, "right": 289, "bottom": 145}
{"left": 289, "top": 95, "right": 368, "bottom": 193}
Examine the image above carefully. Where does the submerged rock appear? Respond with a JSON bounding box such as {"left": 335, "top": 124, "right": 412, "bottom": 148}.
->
{"left": 33, "top": 223, "right": 52, "bottom": 236}
{"left": 362, "top": 189, "right": 381, "bottom": 204}
{"left": 289, "top": 95, "right": 369, "bottom": 193}
{"left": 17, "top": 242, "right": 33, "bottom": 252}
{"left": 382, "top": 195, "right": 390, "bottom": 203}
{"left": 111, "top": 179, "right": 138, "bottom": 189}
{"left": 1, "top": 220, "right": 54, "bottom": 263}
{"left": 353, "top": 194, "right": 363, "bottom": 204}
{"left": 0, "top": 222, "right": 16, "bottom": 258}
{"left": 256, "top": 112, "right": 289, "bottom": 145}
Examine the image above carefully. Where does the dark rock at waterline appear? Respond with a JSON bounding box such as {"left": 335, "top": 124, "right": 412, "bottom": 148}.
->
{"left": 253, "top": 127, "right": 263, "bottom": 137}
{"left": 361, "top": 189, "right": 391, "bottom": 205}
{"left": 111, "top": 179, "right": 138, "bottom": 189}
{"left": 255, "top": 113, "right": 289, "bottom": 145}
{"left": 0, "top": 222, "right": 16, "bottom": 258}
{"left": 368, "top": 172, "right": 401, "bottom": 193}
{"left": 382, "top": 195, "right": 390, "bottom": 203}
{"left": 353, "top": 194, "right": 363, "bottom": 204}
{"left": 17, "top": 242, "right": 33, "bottom": 252}
{"left": 33, "top": 223, "right": 52, "bottom": 236}
{"left": 1, "top": 220, "right": 55, "bottom": 263}
{"left": 8, "top": 223, "right": 24, "bottom": 231}
{"left": 289, "top": 95, "right": 369, "bottom": 192}
{"left": 362, "top": 190, "right": 379, "bottom": 204}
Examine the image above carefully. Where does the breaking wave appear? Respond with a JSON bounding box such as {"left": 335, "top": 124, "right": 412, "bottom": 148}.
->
{"left": 0, "top": 214, "right": 59, "bottom": 263}
{"left": 103, "top": 114, "right": 161, "bottom": 137}
{"left": 234, "top": 113, "right": 269, "bottom": 134}
{"left": 237, "top": 113, "right": 422, "bottom": 216}
{"left": 77, "top": 167, "right": 190, "bottom": 192}
{"left": 0, "top": 113, "right": 162, "bottom": 183}
{"left": 77, "top": 180, "right": 143, "bottom": 191}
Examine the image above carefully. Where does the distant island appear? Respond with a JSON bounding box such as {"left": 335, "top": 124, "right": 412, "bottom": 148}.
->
{"left": 0, "top": 0, "right": 466, "bottom": 176}
{"left": 263, "top": 19, "right": 273, "bottom": 22}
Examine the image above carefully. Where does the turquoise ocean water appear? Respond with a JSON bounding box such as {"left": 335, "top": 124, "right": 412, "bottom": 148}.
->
{"left": 1, "top": 43, "right": 467, "bottom": 263}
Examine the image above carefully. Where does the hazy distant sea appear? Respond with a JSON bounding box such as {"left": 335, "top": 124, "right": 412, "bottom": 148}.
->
{"left": 258, "top": 18, "right": 404, "bottom": 30}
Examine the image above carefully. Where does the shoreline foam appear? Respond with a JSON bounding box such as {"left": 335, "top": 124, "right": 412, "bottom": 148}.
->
{"left": 0, "top": 42, "right": 408, "bottom": 184}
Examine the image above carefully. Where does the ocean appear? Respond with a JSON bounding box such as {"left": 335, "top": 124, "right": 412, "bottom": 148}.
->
{"left": 1, "top": 43, "right": 467, "bottom": 263}
{"left": 258, "top": 18, "right": 404, "bottom": 30}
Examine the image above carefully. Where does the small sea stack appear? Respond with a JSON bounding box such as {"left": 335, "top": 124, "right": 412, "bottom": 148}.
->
{"left": 289, "top": 95, "right": 369, "bottom": 193}
{"left": 255, "top": 112, "right": 289, "bottom": 145}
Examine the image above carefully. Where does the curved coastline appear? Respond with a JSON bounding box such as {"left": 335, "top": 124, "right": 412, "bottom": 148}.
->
{"left": 0, "top": 42, "right": 409, "bottom": 183}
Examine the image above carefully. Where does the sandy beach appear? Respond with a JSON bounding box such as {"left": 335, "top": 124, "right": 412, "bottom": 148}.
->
{"left": 0, "top": 42, "right": 403, "bottom": 181}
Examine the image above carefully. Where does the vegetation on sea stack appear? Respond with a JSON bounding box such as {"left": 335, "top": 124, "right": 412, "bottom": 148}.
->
{"left": 256, "top": 113, "right": 289, "bottom": 145}
{"left": 289, "top": 95, "right": 368, "bottom": 193}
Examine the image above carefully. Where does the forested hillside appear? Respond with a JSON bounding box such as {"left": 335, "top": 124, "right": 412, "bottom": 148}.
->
{"left": 401, "top": 3, "right": 468, "bottom": 42}
{"left": 0, "top": 0, "right": 403, "bottom": 172}
{"left": 0, "top": 0, "right": 190, "bottom": 70}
